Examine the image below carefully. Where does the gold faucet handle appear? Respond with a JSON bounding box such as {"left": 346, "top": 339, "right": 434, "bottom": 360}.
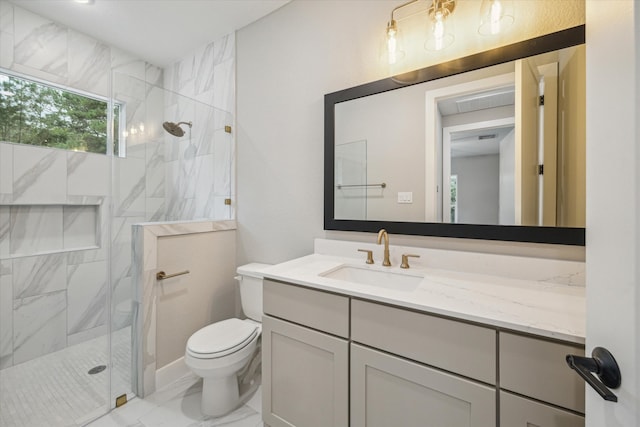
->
{"left": 357, "top": 249, "right": 374, "bottom": 264}
{"left": 400, "top": 254, "right": 420, "bottom": 269}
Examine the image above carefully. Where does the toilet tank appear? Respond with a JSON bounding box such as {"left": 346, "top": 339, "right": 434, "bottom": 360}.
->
{"left": 236, "top": 263, "right": 271, "bottom": 322}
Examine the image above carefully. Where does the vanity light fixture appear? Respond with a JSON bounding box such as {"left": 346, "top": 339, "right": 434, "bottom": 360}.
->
{"left": 74, "top": 0, "right": 95, "bottom": 4}
{"left": 383, "top": 0, "right": 514, "bottom": 63}
{"left": 478, "top": 0, "right": 514, "bottom": 35}
{"left": 384, "top": 0, "right": 457, "bottom": 64}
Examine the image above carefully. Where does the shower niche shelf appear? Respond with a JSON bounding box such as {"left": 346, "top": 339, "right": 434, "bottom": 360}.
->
{"left": 0, "top": 202, "right": 101, "bottom": 260}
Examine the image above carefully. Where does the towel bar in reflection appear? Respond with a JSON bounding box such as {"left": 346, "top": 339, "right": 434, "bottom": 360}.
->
{"left": 336, "top": 182, "right": 386, "bottom": 189}
{"left": 156, "top": 270, "right": 190, "bottom": 281}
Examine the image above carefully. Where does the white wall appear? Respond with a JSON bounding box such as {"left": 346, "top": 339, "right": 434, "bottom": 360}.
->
{"left": 236, "top": 0, "right": 585, "bottom": 265}
{"left": 452, "top": 154, "right": 500, "bottom": 225}
{"left": 335, "top": 87, "right": 426, "bottom": 222}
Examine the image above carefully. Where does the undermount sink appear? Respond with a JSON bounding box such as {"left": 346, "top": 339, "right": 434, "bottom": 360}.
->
{"left": 320, "top": 265, "right": 423, "bottom": 291}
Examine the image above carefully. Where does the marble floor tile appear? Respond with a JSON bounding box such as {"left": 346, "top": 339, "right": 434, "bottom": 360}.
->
{"left": 87, "top": 376, "right": 263, "bottom": 427}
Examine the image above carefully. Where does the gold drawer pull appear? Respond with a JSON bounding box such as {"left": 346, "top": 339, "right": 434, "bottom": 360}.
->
{"left": 156, "top": 270, "right": 190, "bottom": 280}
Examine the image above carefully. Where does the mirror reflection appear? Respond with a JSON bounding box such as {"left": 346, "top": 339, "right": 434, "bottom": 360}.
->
{"left": 334, "top": 44, "right": 585, "bottom": 228}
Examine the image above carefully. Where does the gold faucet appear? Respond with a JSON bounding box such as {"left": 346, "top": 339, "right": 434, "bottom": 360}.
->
{"left": 377, "top": 229, "right": 391, "bottom": 266}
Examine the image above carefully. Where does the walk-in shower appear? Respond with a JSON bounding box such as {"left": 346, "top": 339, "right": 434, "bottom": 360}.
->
{"left": 1, "top": 5, "right": 234, "bottom": 421}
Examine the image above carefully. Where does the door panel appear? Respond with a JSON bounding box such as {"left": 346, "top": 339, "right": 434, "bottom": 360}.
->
{"left": 515, "top": 57, "right": 540, "bottom": 225}
{"left": 262, "top": 316, "right": 349, "bottom": 427}
{"left": 501, "top": 391, "right": 584, "bottom": 427}
{"left": 351, "top": 343, "right": 495, "bottom": 427}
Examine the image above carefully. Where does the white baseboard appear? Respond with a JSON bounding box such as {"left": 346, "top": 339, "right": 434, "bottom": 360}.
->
{"left": 156, "top": 356, "right": 189, "bottom": 390}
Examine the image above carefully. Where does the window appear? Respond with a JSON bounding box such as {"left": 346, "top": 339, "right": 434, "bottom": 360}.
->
{"left": 450, "top": 174, "right": 458, "bottom": 223}
{"left": 0, "top": 70, "right": 123, "bottom": 156}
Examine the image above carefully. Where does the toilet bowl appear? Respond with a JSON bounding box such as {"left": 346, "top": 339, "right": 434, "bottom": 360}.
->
{"left": 185, "top": 263, "right": 270, "bottom": 417}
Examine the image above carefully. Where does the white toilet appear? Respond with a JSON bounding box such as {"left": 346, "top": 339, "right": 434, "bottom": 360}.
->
{"left": 185, "top": 263, "right": 270, "bottom": 416}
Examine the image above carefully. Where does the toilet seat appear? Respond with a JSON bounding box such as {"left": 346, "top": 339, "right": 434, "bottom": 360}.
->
{"left": 187, "top": 318, "right": 259, "bottom": 359}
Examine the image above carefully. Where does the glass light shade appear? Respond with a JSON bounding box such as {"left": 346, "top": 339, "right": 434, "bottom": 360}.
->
{"left": 425, "top": 8, "right": 454, "bottom": 51}
{"left": 384, "top": 20, "right": 405, "bottom": 65}
{"left": 478, "top": 0, "right": 514, "bottom": 35}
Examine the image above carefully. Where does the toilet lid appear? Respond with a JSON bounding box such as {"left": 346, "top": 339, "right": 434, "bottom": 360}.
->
{"left": 187, "top": 318, "right": 258, "bottom": 358}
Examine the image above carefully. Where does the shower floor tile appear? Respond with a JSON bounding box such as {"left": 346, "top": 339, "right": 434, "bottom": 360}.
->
{"left": 0, "top": 326, "right": 131, "bottom": 427}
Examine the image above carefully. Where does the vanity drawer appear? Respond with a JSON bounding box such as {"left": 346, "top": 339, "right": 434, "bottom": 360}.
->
{"left": 263, "top": 279, "right": 349, "bottom": 338}
{"left": 500, "top": 332, "right": 585, "bottom": 413}
{"left": 351, "top": 299, "right": 496, "bottom": 384}
{"left": 500, "top": 391, "right": 584, "bottom": 426}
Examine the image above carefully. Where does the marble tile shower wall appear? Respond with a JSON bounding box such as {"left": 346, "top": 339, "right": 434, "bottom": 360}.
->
{"left": 0, "top": 143, "right": 111, "bottom": 369}
{"left": 163, "top": 34, "right": 236, "bottom": 221}
{"left": 0, "top": 1, "right": 236, "bottom": 369}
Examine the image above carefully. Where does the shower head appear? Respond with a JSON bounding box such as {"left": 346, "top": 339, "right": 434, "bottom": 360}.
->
{"left": 162, "top": 121, "right": 192, "bottom": 137}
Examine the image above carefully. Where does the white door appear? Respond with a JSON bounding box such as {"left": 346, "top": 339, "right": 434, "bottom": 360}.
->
{"left": 514, "top": 57, "right": 540, "bottom": 226}
{"left": 585, "top": 1, "right": 639, "bottom": 426}
{"left": 538, "top": 63, "right": 559, "bottom": 226}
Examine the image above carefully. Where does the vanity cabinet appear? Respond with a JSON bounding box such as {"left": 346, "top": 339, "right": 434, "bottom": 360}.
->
{"left": 500, "top": 392, "right": 585, "bottom": 427}
{"left": 499, "top": 332, "right": 585, "bottom": 426}
{"left": 262, "top": 279, "right": 349, "bottom": 427}
{"left": 262, "top": 279, "right": 584, "bottom": 427}
{"left": 350, "top": 299, "right": 496, "bottom": 426}
{"left": 351, "top": 344, "right": 495, "bottom": 426}
{"left": 351, "top": 299, "right": 496, "bottom": 384}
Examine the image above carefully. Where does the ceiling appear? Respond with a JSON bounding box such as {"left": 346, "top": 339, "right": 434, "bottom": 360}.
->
{"left": 8, "top": 0, "right": 290, "bottom": 67}
{"left": 450, "top": 125, "right": 514, "bottom": 158}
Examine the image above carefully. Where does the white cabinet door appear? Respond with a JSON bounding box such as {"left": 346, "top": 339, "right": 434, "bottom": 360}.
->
{"left": 262, "top": 316, "right": 349, "bottom": 427}
{"left": 500, "top": 392, "right": 584, "bottom": 427}
{"left": 351, "top": 344, "right": 495, "bottom": 427}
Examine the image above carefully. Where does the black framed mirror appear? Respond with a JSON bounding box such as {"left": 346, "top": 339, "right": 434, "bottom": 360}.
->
{"left": 324, "top": 25, "right": 585, "bottom": 246}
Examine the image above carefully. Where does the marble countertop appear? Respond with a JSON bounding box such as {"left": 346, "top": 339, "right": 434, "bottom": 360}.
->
{"left": 262, "top": 253, "right": 586, "bottom": 344}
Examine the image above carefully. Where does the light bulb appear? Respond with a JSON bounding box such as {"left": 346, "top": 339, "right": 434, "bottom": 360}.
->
{"left": 139, "top": 122, "right": 145, "bottom": 133}
{"left": 434, "top": 11, "right": 445, "bottom": 51}
{"left": 478, "top": 0, "right": 513, "bottom": 36}
{"left": 490, "top": 0, "right": 502, "bottom": 34}
{"left": 386, "top": 21, "right": 398, "bottom": 65}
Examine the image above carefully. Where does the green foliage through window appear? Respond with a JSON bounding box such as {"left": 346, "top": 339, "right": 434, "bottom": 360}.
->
{"left": 0, "top": 71, "right": 121, "bottom": 155}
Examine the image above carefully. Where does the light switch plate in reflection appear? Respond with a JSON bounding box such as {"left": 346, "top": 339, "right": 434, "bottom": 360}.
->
{"left": 397, "top": 192, "right": 413, "bottom": 204}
